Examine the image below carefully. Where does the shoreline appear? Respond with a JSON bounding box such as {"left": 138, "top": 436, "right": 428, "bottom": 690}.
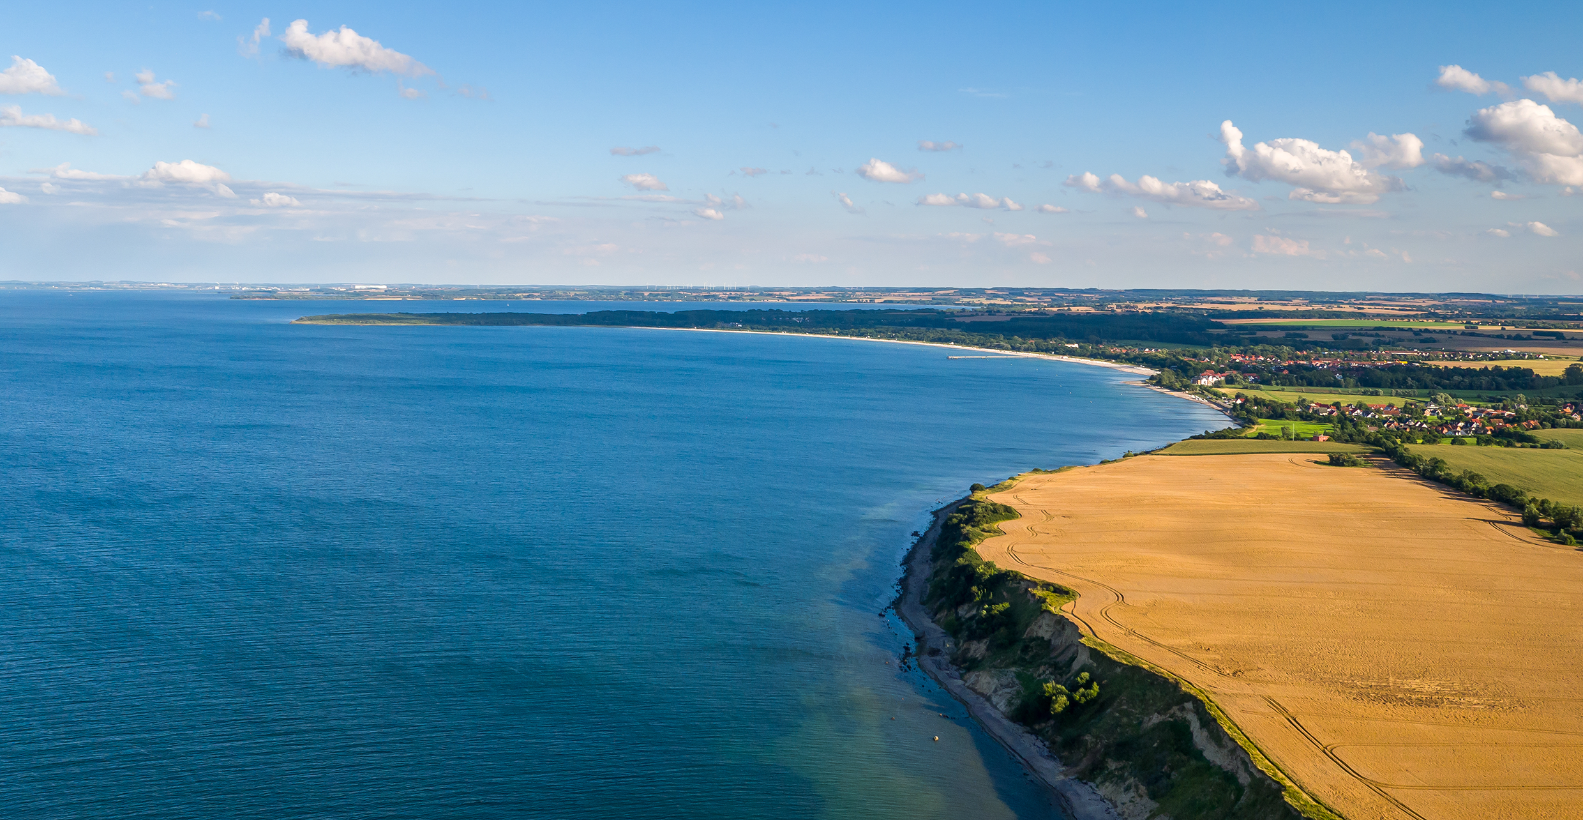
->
{"left": 895, "top": 499, "right": 1122, "bottom": 820}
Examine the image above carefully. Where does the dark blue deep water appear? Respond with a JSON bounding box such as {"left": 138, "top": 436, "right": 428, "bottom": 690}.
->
{"left": 0, "top": 292, "right": 1225, "bottom": 819}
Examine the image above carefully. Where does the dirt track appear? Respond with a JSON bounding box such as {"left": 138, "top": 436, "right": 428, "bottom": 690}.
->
{"left": 981, "top": 454, "right": 1583, "bottom": 820}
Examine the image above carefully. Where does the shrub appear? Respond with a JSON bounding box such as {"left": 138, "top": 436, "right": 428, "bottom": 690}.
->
{"left": 1327, "top": 453, "right": 1365, "bottom": 467}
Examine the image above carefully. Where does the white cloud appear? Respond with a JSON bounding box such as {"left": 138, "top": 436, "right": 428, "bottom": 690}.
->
{"left": 1436, "top": 65, "right": 1509, "bottom": 96}
{"left": 1526, "top": 221, "right": 1559, "bottom": 237}
{"left": 1430, "top": 153, "right": 1512, "bottom": 183}
{"left": 791, "top": 253, "right": 828, "bottom": 263}
{"left": 918, "top": 140, "right": 961, "bottom": 152}
{"left": 251, "top": 192, "right": 301, "bottom": 207}
{"left": 1465, "top": 99, "right": 1583, "bottom": 185}
{"left": 1035, "top": 204, "right": 1069, "bottom": 213}
{"left": 1350, "top": 132, "right": 1425, "bottom": 169}
{"left": 1252, "top": 234, "right": 1322, "bottom": 257}
{"left": 1485, "top": 228, "right": 1511, "bottom": 238}
{"left": 1220, "top": 120, "right": 1404, "bottom": 204}
{"left": 1489, "top": 190, "right": 1533, "bottom": 200}
{"left": 833, "top": 191, "right": 864, "bottom": 214}
{"left": 856, "top": 158, "right": 921, "bottom": 183}
{"left": 144, "top": 160, "right": 231, "bottom": 184}
{"left": 1029, "top": 252, "right": 1051, "bottom": 264}
{"left": 240, "top": 18, "right": 271, "bottom": 57}
{"left": 1131, "top": 206, "right": 1148, "bottom": 219}
{"left": 135, "top": 69, "right": 176, "bottom": 100}
{"left": 740, "top": 167, "right": 767, "bottom": 177}
{"left": 0, "top": 105, "right": 96, "bottom": 134}
{"left": 194, "top": 113, "right": 211, "bottom": 128}
{"left": 694, "top": 207, "right": 725, "bottom": 220}
{"left": 917, "top": 192, "right": 1022, "bottom": 210}
{"left": 993, "top": 232, "right": 1048, "bottom": 247}
{"left": 398, "top": 84, "right": 424, "bottom": 100}
{"left": 621, "top": 173, "right": 667, "bottom": 191}
{"left": 39, "top": 182, "right": 57, "bottom": 194}
{"left": 280, "top": 19, "right": 432, "bottom": 76}
{"left": 103, "top": 71, "right": 114, "bottom": 83}
{"left": 0, "top": 56, "right": 63, "bottom": 95}
{"left": 0, "top": 186, "right": 26, "bottom": 204}
{"left": 34, "top": 162, "right": 124, "bottom": 180}
{"left": 1063, "top": 170, "right": 1260, "bottom": 210}
{"left": 1522, "top": 72, "right": 1583, "bottom": 106}
{"left": 199, "top": 10, "right": 221, "bottom": 21}
{"left": 610, "top": 146, "right": 659, "bottom": 156}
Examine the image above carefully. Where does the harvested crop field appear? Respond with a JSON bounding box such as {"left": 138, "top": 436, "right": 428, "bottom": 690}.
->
{"left": 981, "top": 454, "right": 1583, "bottom": 820}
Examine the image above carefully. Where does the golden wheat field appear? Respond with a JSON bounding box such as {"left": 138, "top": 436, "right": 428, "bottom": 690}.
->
{"left": 981, "top": 454, "right": 1583, "bottom": 820}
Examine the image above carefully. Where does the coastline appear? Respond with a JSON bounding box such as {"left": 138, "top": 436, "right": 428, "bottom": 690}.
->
{"left": 895, "top": 498, "right": 1122, "bottom": 820}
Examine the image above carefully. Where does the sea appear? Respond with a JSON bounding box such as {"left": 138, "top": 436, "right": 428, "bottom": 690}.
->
{"left": 0, "top": 291, "right": 1227, "bottom": 820}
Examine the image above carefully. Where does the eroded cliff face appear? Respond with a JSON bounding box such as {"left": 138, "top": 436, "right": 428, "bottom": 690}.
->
{"left": 925, "top": 499, "right": 1314, "bottom": 820}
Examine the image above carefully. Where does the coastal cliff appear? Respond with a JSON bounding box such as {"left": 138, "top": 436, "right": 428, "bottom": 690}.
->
{"left": 898, "top": 490, "right": 1318, "bottom": 820}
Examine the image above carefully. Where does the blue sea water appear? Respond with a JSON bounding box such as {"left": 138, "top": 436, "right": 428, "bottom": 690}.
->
{"left": 0, "top": 292, "right": 1226, "bottom": 820}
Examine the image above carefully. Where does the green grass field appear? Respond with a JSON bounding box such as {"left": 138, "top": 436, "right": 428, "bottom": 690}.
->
{"left": 1536, "top": 428, "right": 1583, "bottom": 448}
{"left": 1408, "top": 443, "right": 1583, "bottom": 506}
{"left": 1216, "top": 387, "right": 1411, "bottom": 407}
{"left": 1249, "top": 418, "right": 1333, "bottom": 438}
{"left": 1157, "top": 440, "right": 1368, "bottom": 456}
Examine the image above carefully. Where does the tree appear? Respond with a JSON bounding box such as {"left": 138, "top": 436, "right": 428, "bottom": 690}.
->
{"left": 1565, "top": 364, "right": 1583, "bottom": 386}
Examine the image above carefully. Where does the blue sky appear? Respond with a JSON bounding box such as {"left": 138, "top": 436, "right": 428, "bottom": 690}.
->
{"left": 2, "top": 1, "right": 1582, "bottom": 291}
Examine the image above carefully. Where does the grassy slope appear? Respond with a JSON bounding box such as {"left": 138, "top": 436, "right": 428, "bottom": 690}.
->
{"left": 1159, "top": 440, "right": 1367, "bottom": 456}
{"left": 1407, "top": 444, "right": 1583, "bottom": 506}
{"left": 1536, "top": 428, "right": 1583, "bottom": 447}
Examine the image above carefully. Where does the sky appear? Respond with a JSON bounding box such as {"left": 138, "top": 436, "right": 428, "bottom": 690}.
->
{"left": 2, "top": 1, "right": 1582, "bottom": 292}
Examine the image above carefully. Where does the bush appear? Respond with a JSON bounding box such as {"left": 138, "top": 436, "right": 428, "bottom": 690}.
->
{"left": 1327, "top": 453, "right": 1365, "bottom": 467}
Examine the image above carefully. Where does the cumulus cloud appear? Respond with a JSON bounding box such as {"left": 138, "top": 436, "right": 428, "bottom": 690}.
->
{"left": 621, "top": 173, "right": 667, "bottom": 191}
{"left": 0, "top": 186, "right": 26, "bottom": 204}
{"left": 1526, "top": 220, "right": 1559, "bottom": 236}
{"left": 0, "top": 105, "right": 96, "bottom": 134}
{"left": 918, "top": 140, "right": 961, "bottom": 152}
{"left": 1035, "top": 204, "right": 1069, "bottom": 213}
{"left": 240, "top": 18, "right": 271, "bottom": 57}
{"left": 1430, "top": 152, "right": 1512, "bottom": 183}
{"left": 1350, "top": 133, "right": 1425, "bottom": 169}
{"left": 144, "top": 160, "right": 230, "bottom": 184}
{"left": 252, "top": 192, "right": 301, "bottom": 207}
{"left": 610, "top": 146, "right": 659, "bottom": 156}
{"left": 1464, "top": 99, "right": 1583, "bottom": 185}
{"left": 134, "top": 69, "right": 176, "bottom": 100}
{"left": 398, "top": 84, "right": 424, "bottom": 100}
{"left": 1489, "top": 190, "right": 1532, "bottom": 200}
{"left": 0, "top": 56, "right": 63, "bottom": 95}
{"left": 199, "top": 10, "right": 221, "bottom": 21}
{"left": 1220, "top": 120, "right": 1404, "bottom": 204}
{"left": 833, "top": 191, "right": 863, "bottom": 214}
{"left": 1063, "top": 170, "right": 1259, "bottom": 210}
{"left": 694, "top": 207, "right": 725, "bottom": 220}
{"left": 1252, "top": 234, "right": 1322, "bottom": 257}
{"left": 1486, "top": 228, "right": 1511, "bottom": 238}
{"left": 194, "top": 113, "right": 211, "bottom": 128}
{"left": 280, "top": 19, "right": 432, "bottom": 76}
{"left": 1131, "top": 206, "right": 1148, "bottom": 219}
{"left": 39, "top": 182, "right": 57, "bottom": 194}
{"left": 856, "top": 158, "right": 921, "bottom": 183}
{"left": 1436, "top": 64, "right": 1509, "bottom": 96}
{"left": 740, "top": 167, "right": 767, "bottom": 177}
{"left": 1029, "top": 252, "right": 1051, "bottom": 264}
{"left": 918, "top": 192, "right": 1022, "bottom": 210}
{"left": 1521, "top": 72, "right": 1583, "bottom": 106}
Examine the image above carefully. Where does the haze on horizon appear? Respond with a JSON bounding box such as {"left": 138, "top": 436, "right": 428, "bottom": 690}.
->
{"left": 1, "top": 1, "right": 1581, "bottom": 292}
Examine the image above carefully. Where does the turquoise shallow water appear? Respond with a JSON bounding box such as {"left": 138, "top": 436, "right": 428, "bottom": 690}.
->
{"left": 0, "top": 293, "right": 1226, "bottom": 819}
